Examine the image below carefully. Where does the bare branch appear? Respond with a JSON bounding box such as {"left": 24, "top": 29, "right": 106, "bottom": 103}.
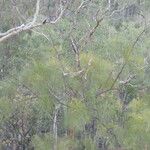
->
{"left": 50, "top": 4, "right": 65, "bottom": 24}
{"left": 0, "top": 0, "right": 66, "bottom": 43}
{"left": 79, "top": 9, "right": 108, "bottom": 46}
{"left": 0, "top": 23, "right": 41, "bottom": 43}
{"left": 30, "top": 0, "right": 40, "bottom": 26}
{"left": 119, "top": 75, "right": 136, "bottom": 85}
{"left": 76, "top": 0, "right": 90, "bottom": 14}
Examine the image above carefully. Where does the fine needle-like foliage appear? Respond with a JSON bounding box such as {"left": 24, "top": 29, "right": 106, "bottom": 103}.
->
{"left": 0, "top": 0, "right": 150, "bottom": 150}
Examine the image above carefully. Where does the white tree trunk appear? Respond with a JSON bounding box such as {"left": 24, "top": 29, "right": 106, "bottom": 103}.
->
{"left": 53, "top": 104, "right": 60, "bottom": 150}
{"left": 108, "top": 0, "right": 111, "bottom": 11}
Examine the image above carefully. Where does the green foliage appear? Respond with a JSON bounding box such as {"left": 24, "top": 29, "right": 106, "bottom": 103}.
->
{"left": 80, "top": 52, "right": 114, "bottom": 89}
{"left": 65, "top": 99, "right": 90, "bottom": 130}
{"left": 114, "top": 98, "right": 150, "bottom": 150}
{"left": 32, "top": 134, "right": 54, "bottom": 150}
{"left": 57, "top": 137, "right": 78, "bottom": 150}
{"left": 0, "top": 97, "right": 12, "bottom": 123}
{"left": 0, "top": 1, "right": 150, "bottom": 149}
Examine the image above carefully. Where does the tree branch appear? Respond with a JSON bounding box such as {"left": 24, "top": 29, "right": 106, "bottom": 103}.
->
{"left": 0, "top": 0, "right": 66, "bottom": 43}
{"left": 96, "top": 27, "right": 147, "bottom": 98}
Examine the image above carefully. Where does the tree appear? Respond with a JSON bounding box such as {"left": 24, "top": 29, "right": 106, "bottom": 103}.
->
{"left": 0, "top": 0, "right": 150, "bottom": 150}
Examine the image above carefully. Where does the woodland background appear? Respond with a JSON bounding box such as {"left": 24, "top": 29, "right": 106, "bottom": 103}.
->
{"left": 0, "top": 0, "right": 150, "bottom": 150}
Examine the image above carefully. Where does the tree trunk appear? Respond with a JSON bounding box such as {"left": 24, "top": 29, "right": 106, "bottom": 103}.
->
{"left": 53, "top": 104, "right": 60, "bottom": 150}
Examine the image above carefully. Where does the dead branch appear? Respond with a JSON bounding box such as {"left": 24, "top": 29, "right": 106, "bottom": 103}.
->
{"left": 0, "top": 0, "right": 66, "bottom": 43}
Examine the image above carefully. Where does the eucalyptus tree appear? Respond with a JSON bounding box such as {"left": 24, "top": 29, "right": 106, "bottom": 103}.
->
{"left": 0, "top": 0, "right": 150, "bottom": 150}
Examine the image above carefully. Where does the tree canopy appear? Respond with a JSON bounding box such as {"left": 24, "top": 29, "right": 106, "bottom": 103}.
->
{"left": 0, "top": 0, "right": 150, "bottom": 150}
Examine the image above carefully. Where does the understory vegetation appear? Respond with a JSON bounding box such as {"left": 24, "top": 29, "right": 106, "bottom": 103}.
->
{"left": 0, "top": 0, "right": 150, "bottom": 150}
